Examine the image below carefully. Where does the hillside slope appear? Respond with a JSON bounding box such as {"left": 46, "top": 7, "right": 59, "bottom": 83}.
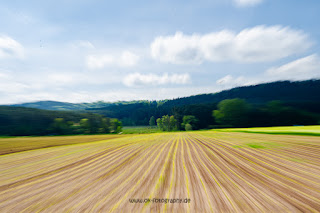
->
{"left": 10, "top": 80, "right": 320, "bottom": 110}
{"left": 7, "top": 80, "right": 320, "bottom": 126}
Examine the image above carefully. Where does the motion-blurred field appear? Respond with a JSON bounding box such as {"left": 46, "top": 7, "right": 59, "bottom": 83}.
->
{"left": 0, "top": 131, "right": 320, "bottom": 212}
{"left": 122, "top": 126, "right": 161, "bottom": 134}
{"left": 0, "top": 134, "right": 126, "bottom": 155}
{"left": 215, "top": 125, "right": 320, "bottom": 136}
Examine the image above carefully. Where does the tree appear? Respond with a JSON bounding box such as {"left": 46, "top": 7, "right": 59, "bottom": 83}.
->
{"left": 185, "top": 123, "right": 192, "bottom": 131}
{"left": 110, "top": 119, "right": 122, "bottom": 133}
{"left": 162, "top": 115, "right": 170, "bottom": 131}
{"left": 99, "top": 117, "right": 111, "bottom": 133}
{"left": 156, "top": 118, "right": 164, "bottom": 130}
{"left": 181, "top": 115, "right": 198, "bottom": 130}
{"left": 80, "top": 118, "right": 90, "bottom": 134}
{"left": 51, "top": 118, "right": 72, "bottom": 135}
{"left": 169, "top": 115, "right": 177, "bottom": 131}
{"left": 149, "top": 116, "right": 156, "bottom": 127}
{"left": 156, "top": 115, "right": 177, "bottom": 131}
{"left": 213, "top": 98, "right": 249, "bottom": 127}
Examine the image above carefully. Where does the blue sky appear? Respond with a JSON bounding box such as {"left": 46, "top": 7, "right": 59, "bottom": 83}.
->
{"left": 0, "top": 0, "right": 319, "bottom": 104}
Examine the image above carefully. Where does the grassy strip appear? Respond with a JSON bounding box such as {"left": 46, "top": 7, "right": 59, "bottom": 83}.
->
{"left": 122, "top": 126, "right": 161, "bottom": 134}
{"left": 222, "top": 130, "right": 320, "bottom": 137}
{"left": 213, "top": 125, "right": 320, "bottom": 136}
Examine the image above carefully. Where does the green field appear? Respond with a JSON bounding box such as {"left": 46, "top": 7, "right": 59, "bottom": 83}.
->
{"left": 214, "top": 125, "right": 320, "bottom": 136}
{"left": 122, "top": 126, "right": 161, "bottom": 134}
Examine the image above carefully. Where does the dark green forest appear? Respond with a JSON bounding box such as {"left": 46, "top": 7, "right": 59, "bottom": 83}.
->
{"left": 0, "top": 106, "right": 122, "bottom": 136}
{"left": 86, "top": 80, "right": 320, "bottom": 128}
{"left": 2, "top": 79, "right": 320, "bottom": 135}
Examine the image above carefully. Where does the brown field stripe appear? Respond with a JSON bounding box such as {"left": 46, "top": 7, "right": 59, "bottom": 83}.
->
{"left": 192, "top": 134, "right": 320, "bottom": 188}
{"left": 0, "top": 142, "right": 136, "bottom": 197}
{"left": 82, "top": 140, "right": 164, "bottom": 210}
{"left": 203, "top": 133, "right": 320, "bottom": 178}
{"left": 195, "top": 137, "right": 318, "bottom": 212}
{"left": 183, "top": 135, "right": 215, "bottom": 212}
{"left": 180, "top": 136, "right": 191, "bottom": 213}
{"left": 194, "top": 134, "right": 320, "bottom": 194}
{"left": 36, "top": 143, "right": 151, "bottom": 213}
{"left": 187, "top": 135, "right": 269, "bottom": 212}
{"left": 194, "top": 136, "right": 320, "bottom": 211}
{"left": 35, "top": 140, "right": 164, "bottom": 212}
{"left": 107, "top": 137, "right": 176, "bottom": 213}
{"left": 221, "top": 132, "right": 320, "bottom": 151}
{"left": 0, "top": 135, "right": 162, "bottom": 205}
{"left": 186, "top": 136, "right": 235, "bottom": 211}
{"left": 140, "top": 137, "right": 178, "bottom": 213}
{"left": 190, "top": 135, "right": 289, "bottom": 211}
{"left": 0, "top": 143, "right": 142, "bottom": 205}
{"left": 0, "top": 144, "right": 132, "bottom": 192}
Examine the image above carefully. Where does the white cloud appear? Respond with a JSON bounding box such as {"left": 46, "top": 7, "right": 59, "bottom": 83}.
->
{"left": 216, "top": 54, "right": 320, "bottom": 89}
{"left": 150, "top": 26, "right": 311, "bottom": 64}
{"left": 86, "top": 51, "right": 139, "bottom": 69}
{"left": 266, "top": 54, "right": 320, "bottom": 81}
{"left": 233, "top": 0, "right": 264, "bottom": 7}
{"left": 86, "top": 54, "right": 114, "bottom": 69}
{"left": 151, "top": 32, "right": 203, "bottom": 64}
{"left": 120, "top": 51, "right": 140, "bottom": 67}
{"left": 123, "top": 73, "right": 191, "bottom": 87}
{"left": 0, "top": 35, "right": 24, "bottom": 59}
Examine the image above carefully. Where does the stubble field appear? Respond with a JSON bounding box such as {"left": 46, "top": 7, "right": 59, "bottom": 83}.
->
{"left": 0, "top": 131, "right": 320, "bottom": 212}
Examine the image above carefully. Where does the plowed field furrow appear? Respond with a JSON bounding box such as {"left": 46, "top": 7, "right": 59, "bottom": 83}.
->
{"left": 191, "top": 134, "right": 320, "bottom": 189}
{"left": 187, "top": 137, "right": 269, "bottom": 212}
{"left": 0, "top": 132, "right": 320, "bottom": 212}
{"left": 192, "top": 135, "right": 320, "bottom": 211}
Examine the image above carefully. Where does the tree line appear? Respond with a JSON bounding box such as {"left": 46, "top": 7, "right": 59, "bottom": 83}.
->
{"left": 0, "top": 106, "right": 122, "bottom": 136}
{"left": 152, "top": 98, "right": 320, "bottom": 132}
{"left": 86, "top": 80, "right": 320, "bottom": 127}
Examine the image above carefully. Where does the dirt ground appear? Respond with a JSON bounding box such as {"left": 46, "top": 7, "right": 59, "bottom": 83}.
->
{"left": 0, "top": 132, "right": 319, "bottom": 212}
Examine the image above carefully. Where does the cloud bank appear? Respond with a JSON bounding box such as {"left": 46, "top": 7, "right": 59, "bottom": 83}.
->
{"left": 123, "top": 73, "right": 191, "bottom": 87}
{"left": 86, "top": 51, "right": 139, "bottom": 69}
{"left": 151, "top": 26, "right": 311, "bottom": 64}
{"left": 267, "top": 54, "right": 320, "bottom": 81}
{"left": 216, "top": 54, "right": 320, "bottom": 89}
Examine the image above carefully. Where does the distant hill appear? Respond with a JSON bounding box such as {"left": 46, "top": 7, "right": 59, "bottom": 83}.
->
{"left": 11, "top": 100, "right": 153, "bottom": 111}
{"left": 11, "top": 80, "right": 320, "bottom": 110}
{"left": 7, "top": 79, "right": 320, "bottom": 126}
{"left": 11, "top": 101, "right": 109, "bottom": 111}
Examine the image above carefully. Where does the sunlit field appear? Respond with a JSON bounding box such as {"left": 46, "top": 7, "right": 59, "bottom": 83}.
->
{"left": 215, "top": 125, "right": 320, "bottom": 136}
{"left": 0, "top": 131, "right": 320, "bottom": 212}
{"left": 0, "top": 134, "right": 126, "bottom": 155}
{"left": 122, "top": 126, "right": 161, "bottom": 134}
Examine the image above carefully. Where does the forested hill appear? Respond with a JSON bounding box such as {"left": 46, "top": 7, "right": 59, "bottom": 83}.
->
{"left": 6, "top": 79, "right": 320, "bottom": 127}
{"left": 160, "top": 80, "right": 320, "bottom": 107}
{"left": 11, "top": 80, "right": 320, "bottom": 110}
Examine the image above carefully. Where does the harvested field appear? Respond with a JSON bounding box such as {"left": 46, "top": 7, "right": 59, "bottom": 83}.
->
{"left": 0, "top": 132, "right": 320, "bottom": 212}
{"left": 0, "top": 134, "right": 126, "bottom": 155}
